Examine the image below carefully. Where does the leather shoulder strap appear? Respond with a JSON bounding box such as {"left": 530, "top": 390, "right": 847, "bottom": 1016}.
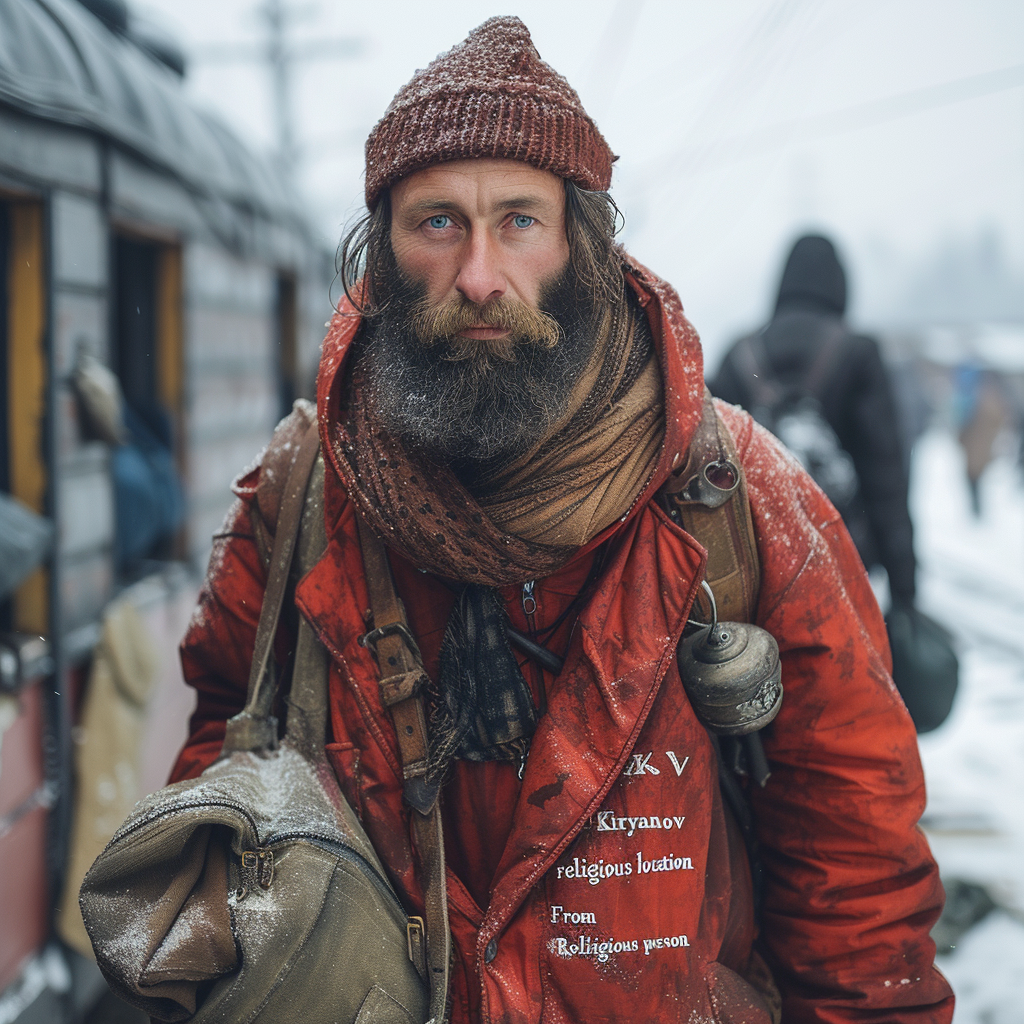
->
{"left": 660, "top": 392, "right": 761, "bottom": 624}
{"left": 355, "top": 517, "right": 452, "bottom": 1024}
{"left": 222, "top": 421, "right": 321, "bottom": 754}
{"left": 282, "top": 457, "right": 389, "bottom": 877}
{"left": 249, "top": 399, "right": 318, "bottom": 569}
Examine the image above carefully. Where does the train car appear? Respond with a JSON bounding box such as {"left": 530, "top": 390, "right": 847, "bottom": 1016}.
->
{"left": 0, "top": 0, "right": 332, "bottom": 1018}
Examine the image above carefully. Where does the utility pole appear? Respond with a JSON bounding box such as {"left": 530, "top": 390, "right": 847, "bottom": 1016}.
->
{"left": 261, "top": 0, "right": 296, "bottom": 181}
{"left": 193, "top": 2, "right": 360, "bottom": 187}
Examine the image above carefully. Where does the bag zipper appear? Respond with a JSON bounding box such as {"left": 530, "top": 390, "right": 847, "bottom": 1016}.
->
{"left": 108, "top": 799, "right": 408, "bottom": 927}
{"left": 107, "top": 794, "right": 261, "bottom": 848}
{"left": 265, "top": 831, "right": 408, "bottom": 927}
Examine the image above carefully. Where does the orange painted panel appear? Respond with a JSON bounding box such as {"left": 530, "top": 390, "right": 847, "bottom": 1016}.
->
{"left": 0, "top": 680, "right": 49, "bottom": 992}
{"left": 6, "top": 202, "right": 48, "bottom": 634}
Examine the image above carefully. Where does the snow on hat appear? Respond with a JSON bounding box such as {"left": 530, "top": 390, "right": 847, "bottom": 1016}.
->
{"left": 364, "top": 16, "right": 614, "bottom": 210}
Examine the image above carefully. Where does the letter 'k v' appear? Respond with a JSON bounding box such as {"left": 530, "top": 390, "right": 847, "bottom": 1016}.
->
{"left": 628, "top": 752, "right": 659, "bottom": 775}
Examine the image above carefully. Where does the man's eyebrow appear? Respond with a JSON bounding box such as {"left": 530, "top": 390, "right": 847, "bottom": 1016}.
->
{"left": 491, "top": 195, "right": 548, "bottom": 213}
{"left": 402, "top": 199, "right": 464, "bottom": 217}
{"left": 401, "top": 194, "right": 551, "bottom": 218}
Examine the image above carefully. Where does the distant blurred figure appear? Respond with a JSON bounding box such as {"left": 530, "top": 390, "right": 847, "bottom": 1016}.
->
{"left": 712, "top": 235, "right": 958, "bottom": 734}
{"left": 711, "top": 234, "right": 916, "bottom": 606}
{"left": 952, "top": 363, "right": 1008, "bottom": 516}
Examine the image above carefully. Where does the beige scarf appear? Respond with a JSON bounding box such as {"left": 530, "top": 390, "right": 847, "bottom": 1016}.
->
{"left": 472, "top": 298, "right": 664, "bottom": 546}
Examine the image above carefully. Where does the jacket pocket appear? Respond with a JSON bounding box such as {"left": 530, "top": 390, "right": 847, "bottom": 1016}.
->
{"left": 354, "top": 983, "right": 419, "bottom": 1024}
{"left": 326, "top": 741, "right": 364, "bottom": 819}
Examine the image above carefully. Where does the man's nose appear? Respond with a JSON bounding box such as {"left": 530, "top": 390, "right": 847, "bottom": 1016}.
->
{"left": 455, "top": 230, "right": 506, "bottom": 306}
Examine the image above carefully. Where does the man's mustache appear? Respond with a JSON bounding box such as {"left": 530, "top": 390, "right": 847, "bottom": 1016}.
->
{"left": 411, "top": 294, "right": 563, "bottom": 359}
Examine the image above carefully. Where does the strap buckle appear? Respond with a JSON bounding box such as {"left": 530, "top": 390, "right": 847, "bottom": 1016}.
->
{"left": 359, "top": 621, "right": 421, "bottom": 657}
{"left": 678, "top": 459, "right": 740, "bottom": 508}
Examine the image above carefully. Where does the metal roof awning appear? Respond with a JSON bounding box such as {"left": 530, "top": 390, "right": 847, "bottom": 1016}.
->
{"left": 0, "top": 0, "right": 307, "bottom": 233}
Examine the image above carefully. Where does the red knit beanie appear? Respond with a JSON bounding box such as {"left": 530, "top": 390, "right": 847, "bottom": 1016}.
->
{"left": 364, "top": 16, "right": 614, "bottom": 210}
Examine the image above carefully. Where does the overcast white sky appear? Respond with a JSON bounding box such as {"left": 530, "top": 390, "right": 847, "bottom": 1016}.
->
{"left": 141, "top": 0, "right": 1024, "bottom": 366}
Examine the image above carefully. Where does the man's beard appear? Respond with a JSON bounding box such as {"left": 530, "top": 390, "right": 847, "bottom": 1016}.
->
{"left": 358, "top": 256, "right": 601, "bottom": 475}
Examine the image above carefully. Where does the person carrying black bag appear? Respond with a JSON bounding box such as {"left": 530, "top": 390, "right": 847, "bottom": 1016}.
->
{"left": 712, "top": 234, "right": 957, "bottom": 732}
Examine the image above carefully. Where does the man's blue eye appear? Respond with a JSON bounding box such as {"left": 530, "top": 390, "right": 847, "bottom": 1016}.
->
{"left": 428, "top": 215, "right": 450, "bottom": 229}
{"left": 513, "top": 215, "right": 534, "bottom": 229}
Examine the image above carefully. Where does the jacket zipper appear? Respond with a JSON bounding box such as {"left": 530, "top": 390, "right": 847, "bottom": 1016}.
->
{"left": 520, "top": 580, "right": 540, "bottom": 780}
{"left": 521, "top": 579, "right": 537, "bottom": 619}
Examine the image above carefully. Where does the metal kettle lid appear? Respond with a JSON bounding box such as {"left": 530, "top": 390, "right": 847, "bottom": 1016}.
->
{"left": 677, "top": 583, "right": 783, "bottom": 736}
{"left": 692, "top": 623, "right": 749, "bottom": 664}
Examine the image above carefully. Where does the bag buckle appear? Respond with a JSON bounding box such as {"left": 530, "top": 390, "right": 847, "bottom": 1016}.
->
{"left": 406, "top": 916, "right": 427, "bottom": 980}
{"left": 236, "top": 848, "right": 275, "bottom": 901}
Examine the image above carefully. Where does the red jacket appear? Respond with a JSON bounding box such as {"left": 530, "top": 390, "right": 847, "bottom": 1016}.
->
{"left": 172, "top": 263, "right": 953, "bottom": 1023}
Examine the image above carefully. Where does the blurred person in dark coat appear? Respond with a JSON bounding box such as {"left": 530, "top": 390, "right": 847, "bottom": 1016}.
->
{"left": 711, "top": 234, "right": 916, "bottom": 607}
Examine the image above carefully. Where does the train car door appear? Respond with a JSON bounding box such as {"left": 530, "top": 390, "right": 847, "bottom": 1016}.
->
{"left": 0, "top": 196, "right": 53, "bottom": 998}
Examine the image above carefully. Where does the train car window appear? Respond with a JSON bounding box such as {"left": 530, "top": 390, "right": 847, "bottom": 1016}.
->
{"left": 114, "top": 237, "right": 159, "bottom": 428}
{"left": 110, "top": 235, "right": 184, "bottom": 578}
{"left": 276, "top": 271, "right": 298, "bottom": 421}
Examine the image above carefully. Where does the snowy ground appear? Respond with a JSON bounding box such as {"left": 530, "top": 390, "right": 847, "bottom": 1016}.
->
{"left": 910, "top": 430, "right": 1024, "bottom": 1022}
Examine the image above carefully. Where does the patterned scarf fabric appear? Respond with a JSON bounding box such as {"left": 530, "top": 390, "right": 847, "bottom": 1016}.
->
{"left": 332, "top": 292, "right": 665, "bottom": 767}
{"left": 429, "top": 584, "right": 538, "bottom": 777}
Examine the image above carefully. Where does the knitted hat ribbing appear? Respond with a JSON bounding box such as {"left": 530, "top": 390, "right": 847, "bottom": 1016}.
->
{"left": 364, "top": 17, "right": 614, "bottom": 209}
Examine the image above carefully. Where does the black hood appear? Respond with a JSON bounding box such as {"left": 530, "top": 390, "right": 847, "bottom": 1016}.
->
{"left": 774, "top": 234, "right": 847, "bottom": 316}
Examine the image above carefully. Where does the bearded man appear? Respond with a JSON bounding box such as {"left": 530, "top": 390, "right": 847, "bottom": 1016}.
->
{"left": 171, "top": 18, "right": 953, "bottom": 1024}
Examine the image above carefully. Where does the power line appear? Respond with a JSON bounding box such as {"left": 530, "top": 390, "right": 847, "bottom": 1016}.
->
{"left": 583, "top": 0, "right": 646, "bottom": 125}
{"left": 190, "top": 37, "right": 361, "bottom": 63}
{"left": 643, "top": 61, "right": 1024, "bottom": 182}
{"left": 663, "top": 0, "right": 823, "bottom": 174}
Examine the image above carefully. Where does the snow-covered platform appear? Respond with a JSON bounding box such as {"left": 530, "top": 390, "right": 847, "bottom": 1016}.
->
{"left": 911, "top": 430, "right": 1024, "bottom": 1023}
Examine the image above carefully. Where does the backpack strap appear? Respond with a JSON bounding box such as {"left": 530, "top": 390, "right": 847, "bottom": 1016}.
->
{"left": 660, "top": 399, "right": 782, "bottom": 1020}
{"left": 659, "top": 390, "right": 761, "bottom": 624}
{"left": 802, "top": 319, "right": 849, "bottom": 397}
{"left": 732, "top": 333, "right": 782, "bottom": 422}
{"left": 734, "top": 320, "right": 847, "bottom": 412}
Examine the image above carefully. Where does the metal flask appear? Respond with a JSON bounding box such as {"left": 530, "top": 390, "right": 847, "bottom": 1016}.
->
{"left": 677, "top": 582, "right": 783, "bottom": 737}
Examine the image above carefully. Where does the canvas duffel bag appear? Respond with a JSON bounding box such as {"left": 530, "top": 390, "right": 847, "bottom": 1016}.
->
{"left": 80, "top": 424, "right": 446, "bottom": 1024}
